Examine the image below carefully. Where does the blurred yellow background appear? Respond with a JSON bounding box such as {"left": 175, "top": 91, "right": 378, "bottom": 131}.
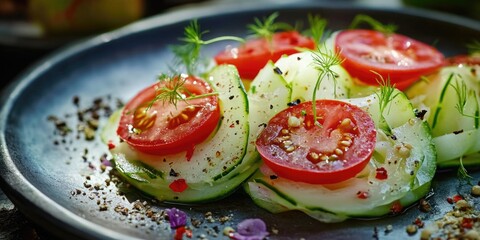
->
{"left": 28, "top": 0, "right": 144, "bottom": 36}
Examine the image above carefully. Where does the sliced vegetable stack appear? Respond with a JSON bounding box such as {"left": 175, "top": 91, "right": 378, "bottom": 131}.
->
{"left": 101, "top": 21, "right": 259, "bottom": 203}
{"left": 244, "top": 51, "right": 436, "bottom": 222}
{"left": 406, "top": 54, "right": 480, "bottom": 167}
{"left": 99, "top": 12, "right": 478, "bottom": 224}
{"left": 102, "top": 65, "right": 259, "bottom": 203}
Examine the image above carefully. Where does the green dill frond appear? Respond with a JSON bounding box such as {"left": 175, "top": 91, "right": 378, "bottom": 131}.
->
{"left": 171, "top": 43, "right": 197, "bottom": 75}
{"left": 311, "top": 46, "right": 343, "bottom": 81}
{"left": 449, "top": 76, "right": 479, "bottom": 119}
{"left": 306, "top": 14, "right": 327, "bottom": 47}
{"left": 144, "top": 74, "right": 219, "bottom": 110}
{"left": 349, "top": 14, "right": 397, "bottom": 35}
{"left": 451, "top": 77, "right": 468, "bottom": 115}
{"left": 247, "top": 12, "right": 292, "bottom": 41}
{"left": 181, "top": 20, "right": 206, "bottom": 56}
{"left": 372, "top": 71, "right": 400, "bottom": 114}
{"left": 171, "top": 20, "right": 244, "bottom": 75}
{"left": 457, "top": 156, "right": 473, "bottom": 185}
{"left": 467, "top": 40, "right": 480, "bottom": 55}
{"left": 149, "top": 74, "right": 189, "bottom": 109}
{"left": 310, "top": 46, "right": 344, "bottom": 122}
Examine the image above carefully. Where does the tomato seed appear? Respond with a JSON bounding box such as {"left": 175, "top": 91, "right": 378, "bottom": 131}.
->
{"left": 281, "top": 135, "right": 291, "bottom": 140}
{"left": 307, "top": 152, "right": 320, "bottom": 163}
{"left": 340, "top": 140, "right": 352, "bottom": 147}
{"left": 285, "top": 146, "right": 295, "bottom": 152}
{"left": 334, "top": 148, "right": 344, "bottom": 156}
{"left": 167, "top": 106, "right": 200, "bottom": 129}
{"left": 186, "top": 105, "right": 196, "bottom": 112}
{"left": 341, "top": 118, "right": 352, "bottom": 127}
{"left": 133, "top": 107, "right": 157, "bottom": 132}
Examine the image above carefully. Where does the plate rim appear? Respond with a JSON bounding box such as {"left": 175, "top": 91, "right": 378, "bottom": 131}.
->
{"left": 0, "top": 1, "right": 479, "bottom": 239}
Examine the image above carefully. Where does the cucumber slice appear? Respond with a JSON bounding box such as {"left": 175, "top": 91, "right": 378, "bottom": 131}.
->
{"left": 248, "top": 61, "right": 292, "bottom": 139}
{"left": 101, "top": 65, "right": 257, "bottom": 203}
{"left": 245, "top": 90, "right": 436, "bottom": 222}
{"left": 406, "top": 65, "right": 480, "bottom": 165}
{"left": 242, "top": 61, "right": 293, "bottom": 179}
{"left": 273, "top": 51, "right": 355, "bottom": 102}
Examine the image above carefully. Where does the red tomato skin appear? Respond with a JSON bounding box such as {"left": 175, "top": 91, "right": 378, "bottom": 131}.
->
{"left": 116, "top": 76, "right": 220, "bottom": 155}
{"left": 256, "top": 100, "right": 376, "bottom": 184}
{"left": 335, "top": 29, "right": 444, "bottom": 90}
{"left": 446, "top": 54, "right": 480, "bottom": 66}
{"left": 214, "top": 31, "right": 315, "bottom": 79}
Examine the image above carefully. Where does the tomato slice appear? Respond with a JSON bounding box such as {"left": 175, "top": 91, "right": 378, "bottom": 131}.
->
{"left": 117, "top": 76, "right": 220, "bottom": 155}
{"left": 446, "top": 54, "right": 480, "bottom": 66}
{"left": 335, "top": 29, "right": 444, "bottom": 90}
{"left": 214, "top": 31, "right": 315, "bottom": 79}
{"left": 256, "top": 99, "right": 376, "bottom": 184}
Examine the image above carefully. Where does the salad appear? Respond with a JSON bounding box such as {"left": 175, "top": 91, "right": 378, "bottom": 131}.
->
{"left": 100, "top": 13, "right": 479, "bottom": 223}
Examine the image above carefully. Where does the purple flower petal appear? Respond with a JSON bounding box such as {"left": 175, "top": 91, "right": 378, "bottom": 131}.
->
{"left": 166, "top": 208, "right": 187, "bottom": 229}
{"left": 101, "top": 158, "right": 112, "bottom": 167}
{"left": 232, "top": 218, "right": 269, "bottom": 240}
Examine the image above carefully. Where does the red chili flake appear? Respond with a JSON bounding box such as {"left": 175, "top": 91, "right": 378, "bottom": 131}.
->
{"left": 375, "top": 167, "right": 388, "bottom": 180}
{"left": 356, "top": 191, "right": 369, "bottom": 199}
{"left": 453, "top": 194, "right": 463, "bottom": 203}
{"left": 461, "top": 218, "right": 474, "bottom": 229}
{"left": 174, "top": 226, "right": 186, "bottom": 240}
{"left": 413, "top": 217, "right": 424, "bottom": 228}
{"left": 390, "top": 201, "right": 403, "bottom": 214}
{"left": 169, "top": 179, "right": 188, "bottom": 193}
{"left": 107, "top": 140, "right": 116, "bottom": 150}
{"left": 447, "top": 194, "right": 463, "bottom": 204}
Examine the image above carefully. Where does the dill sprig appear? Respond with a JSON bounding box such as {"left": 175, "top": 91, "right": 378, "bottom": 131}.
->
{"left": 171, "top": 20, "right": 244, "bottom": 75}
{"left": 450, "top": 76, "right": 479, "bottom": 119}
{"left": 306, "top": 14, "right": 328, "bottom": 47}
{"left": 156, "top": 20, "right": 243, "bottom": 109}
{"left": 247, "top": 12, "right": 292, "bottom": 43}
{"left": 369, "top": 72, "right": 399, "bottom": 136}
{"left": 151, "top": 74, "right": 189, "bottom": 108}
{"left": 146, "top": 74, "right": 218, "bottom": 110}
{"left": 311, "top": 46, "right": 344, "bottom": 123}
{"left": 372, "top": 72, "right": 400, "bottom": 115}
{"left": 457, "top": 156, "right": 473, "bottom": 185}
{"left": 349, "top": 14, "right": 397, "bottom": 35}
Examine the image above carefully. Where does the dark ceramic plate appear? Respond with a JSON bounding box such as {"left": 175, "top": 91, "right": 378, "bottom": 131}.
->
{"left": 1, "top": 1, "right": 479, "bottom": 239}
